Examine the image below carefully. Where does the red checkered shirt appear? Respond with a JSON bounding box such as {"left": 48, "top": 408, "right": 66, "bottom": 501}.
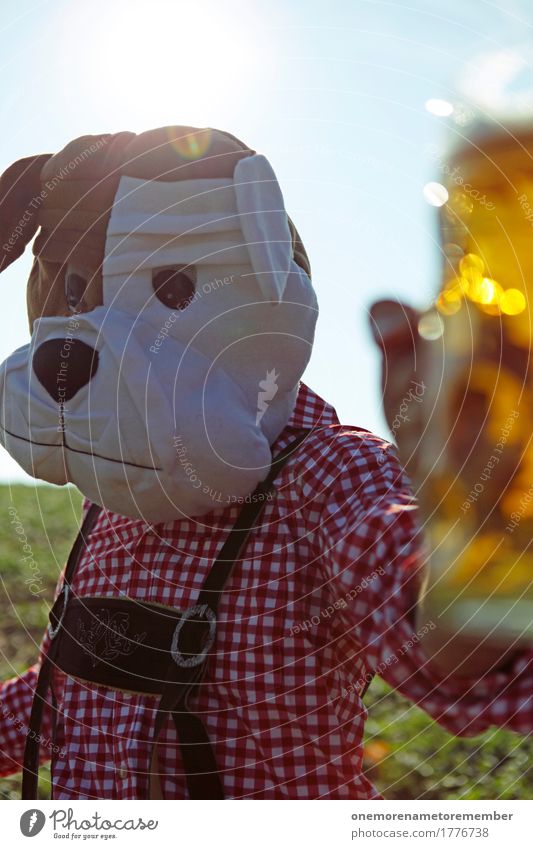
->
{"left": 1, "top": 383, "right": 532, "bottom": 799}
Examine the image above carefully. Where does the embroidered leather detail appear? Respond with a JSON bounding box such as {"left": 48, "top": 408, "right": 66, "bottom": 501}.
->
{"left": 77, "top": 609, "right": 147, "bottom": 667}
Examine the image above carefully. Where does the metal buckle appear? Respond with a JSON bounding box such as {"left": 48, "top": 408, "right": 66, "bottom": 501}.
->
{"left": 47, "top": 584, "right": 70, "bottom": 640}
{"left": 171, "top": 603, "right": 216, "bottom": 668}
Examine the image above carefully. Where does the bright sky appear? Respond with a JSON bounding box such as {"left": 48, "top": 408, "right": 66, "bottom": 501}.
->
{"left": 1, "top": 0, "right": 533, "bottom": 482}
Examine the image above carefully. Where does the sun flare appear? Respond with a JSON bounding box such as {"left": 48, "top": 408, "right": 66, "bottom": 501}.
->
{"left": 57, "top": 0, "right": 260, "bottom": 128}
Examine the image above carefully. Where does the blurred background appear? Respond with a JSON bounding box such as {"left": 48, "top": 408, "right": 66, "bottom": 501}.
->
{"left": 5, "top": 0, "right": 533, "bottom": 478}
{"left": 1, "top": 0, "right": 533, "bottom": 799}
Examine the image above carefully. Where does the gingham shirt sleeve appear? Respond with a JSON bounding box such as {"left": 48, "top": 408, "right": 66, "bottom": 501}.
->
{"left": 0, "top": 630, "right": 54, "bottom": 777}
{"left": 317, "top": 432, "right": 533, "bottom": 737}
{"left": 0, "top": 497, "right": 95, "bottom": 778}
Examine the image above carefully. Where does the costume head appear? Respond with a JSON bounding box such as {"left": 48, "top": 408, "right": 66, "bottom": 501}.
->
{"left": 0, "top": 126, "right": 317, "bottom": 521}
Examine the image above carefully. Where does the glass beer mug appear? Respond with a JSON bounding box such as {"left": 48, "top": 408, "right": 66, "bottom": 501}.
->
{"left": 416, "top": 120, "right": 533, "bottom": 647}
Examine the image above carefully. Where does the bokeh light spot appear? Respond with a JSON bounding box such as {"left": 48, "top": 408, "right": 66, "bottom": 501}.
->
{"left": 425, "top": 98, "right": 454, "bottom": 117}
{"left": 419, "top": 310, "right": 445, "bottom": 339}
{"left": 423, "top": 182, "right": 449, "bottom": 207}
{"left": 500, "top": 288, "right": 526, "bottom": 315}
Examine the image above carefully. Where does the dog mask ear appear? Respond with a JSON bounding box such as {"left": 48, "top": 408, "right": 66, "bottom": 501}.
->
{"left": 0, "top": 153, "right": 52, "bottom": 274}
{"left": 234, "top": 154, "right": 294, "bottom": 304}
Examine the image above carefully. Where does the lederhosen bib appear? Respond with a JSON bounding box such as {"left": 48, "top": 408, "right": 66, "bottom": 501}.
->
{"left": 22, "top": 429, "right": 314, "bottom": 799}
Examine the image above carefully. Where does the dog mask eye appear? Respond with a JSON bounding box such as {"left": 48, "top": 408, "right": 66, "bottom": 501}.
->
{"left": 152, "top": 266, "right": 196, "bottom": 310}
{"left": 65, "top": 272, "right": 88, "bottom": 313}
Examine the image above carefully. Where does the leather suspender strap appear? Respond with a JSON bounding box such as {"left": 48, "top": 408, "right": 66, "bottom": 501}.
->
{"left": 148, "top": 427, "right": 313, "bottom": 799}
{"left": 22, "top": 502, "right": 103, "bottom": 799}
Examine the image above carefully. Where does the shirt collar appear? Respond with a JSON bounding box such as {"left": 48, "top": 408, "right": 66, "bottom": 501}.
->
{"left": 286, "top": 382, "right": 339, "bottom": 429}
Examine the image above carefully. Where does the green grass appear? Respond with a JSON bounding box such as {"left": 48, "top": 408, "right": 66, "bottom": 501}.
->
{"left": 363, "top": 678, "right": 533, "bottom": 799}
{"left": 0, "top": 482, "right": 531, "bottom": 799}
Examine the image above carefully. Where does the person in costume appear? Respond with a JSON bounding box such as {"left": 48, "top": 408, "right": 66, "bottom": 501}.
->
{"left": 0, "top": 126, "right": 531, "bottom": 800}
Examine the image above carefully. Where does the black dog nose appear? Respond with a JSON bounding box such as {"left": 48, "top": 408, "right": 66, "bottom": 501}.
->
{"left": 32, "top": 338, "right": 99, "bottom": 402}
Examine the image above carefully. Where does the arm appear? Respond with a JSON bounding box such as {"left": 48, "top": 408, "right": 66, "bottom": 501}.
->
{"left": 317, "top": 435, "right": 533, "bottom": 736}
{"left": 0, "top": 496, "right": 95, "bottom": 778}
{"left": 369, "top": 299, "right": 530, "bottom": 678}
{"left": 0, "top": 633, "right": 54, "bottom": 777}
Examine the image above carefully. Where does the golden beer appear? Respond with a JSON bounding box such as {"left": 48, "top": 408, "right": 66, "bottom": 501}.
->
{"left": 419, "top": 121, "right": 533, "bottom": 645}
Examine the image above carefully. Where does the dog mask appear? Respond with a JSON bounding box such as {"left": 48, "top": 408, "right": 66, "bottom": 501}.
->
{"left": 0, "top": 127, "right": 317, "bottom": 521}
